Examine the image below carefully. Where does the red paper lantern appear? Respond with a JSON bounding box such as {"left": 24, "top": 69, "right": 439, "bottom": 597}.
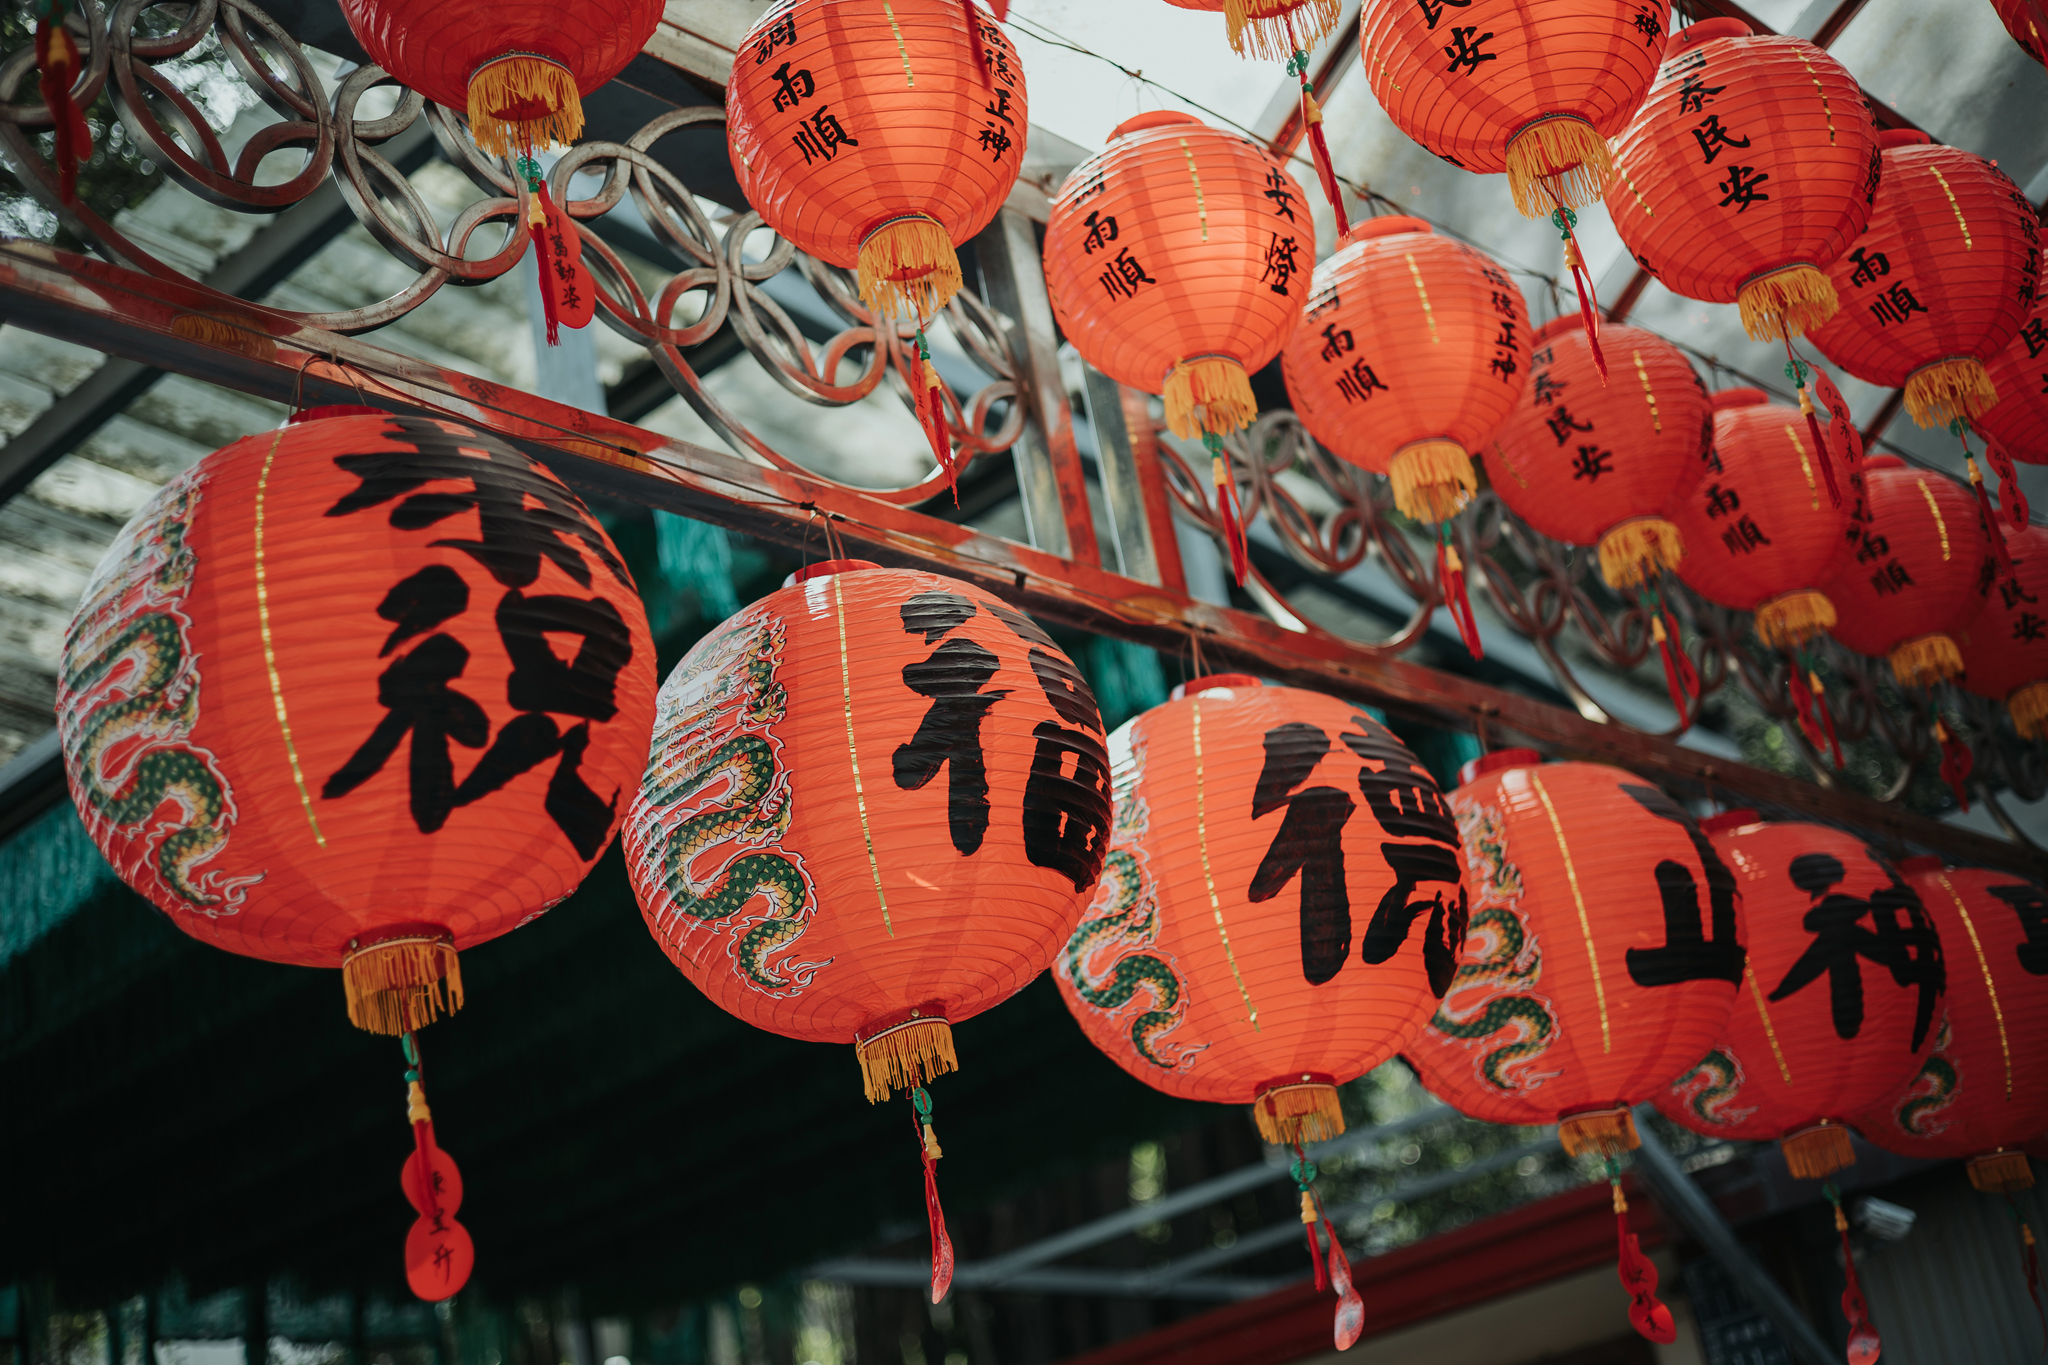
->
{"left": 1959, "top": 524, "right": 2048, "bottom": 737}
{"left": 1656, "top": 812, "right": 1943, "bottom": 1178}
{"left": 1668, "top": 388, "right": 1856, "bottom": 648}
{"left": 1486, "top": 316, "right": 1710, "bottom": 587}
{"left": 1161, "top": 0, "right": 1341, "bottom": 60}
{"left": 1821, "top": 457, "right": 1996, "bottom": 686}
{"left": 1981, "top": 295, "right": 2048, "bottom": 463}
{"left": 1358, "top": 0, "right": 1672, "bottom": 217}
{"left": 1855, "top": 858, "right": 2048, "bottom": 1193}
{"left": 1279, "top": 217, "right": 1527, "bottom": 522}
{"left": 1809, "top": 131, "right": 2042, "bottom": 429}
{"left": 1608, "top": 18, "right": 1880, "bottom": 341}
{"left": 338, "top": 0, "right": 664, "bottom": 156}
{"left": 728, "top": 0, "right": 1026, "bottom": 321}
{"left": 1993, "top": 0, "right": 2048, "bottom": 64}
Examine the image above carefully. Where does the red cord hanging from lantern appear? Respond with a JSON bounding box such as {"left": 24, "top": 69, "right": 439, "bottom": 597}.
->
{"left": 1056, "top": 675, "right": 1461, "bottom": 1349}
{"left": 1821, "top": 457, "right": 1997, "bottom": 688}
{"left": 1959, "top": 524, "right": 2048, "bottom": 738}
{"left": 1809, "top": 131, "right": 2041, "bottom": 429}
{"left": 1982, "top": 295, "right": 2048, "bottom": 463}
{"left": 1608, "top": 18, "right": 1881, "bottom": 342}
{"left": 56, "top": 408, "right": 658, "bottom": 1299}
{"left": 33, "top": 0, "right": 93, "bottom": 204}
{"left": 729, "top": 0, "right": 1026, "bottom": 324}
{"left": 624, "top": 560, "right": 1112, "bottom": 1305}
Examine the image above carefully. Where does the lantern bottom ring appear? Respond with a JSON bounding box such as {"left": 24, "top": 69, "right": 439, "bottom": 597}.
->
{"left": 1251, "top": 1072, "right": 1343, "bottom": 1145}
{"left": 1596, "top": 517, "right": 1685, "bottom": 591}
{"left": 1504, "top": 112, "right": 1610, "bottom": 219}
{"left": 1557, "top": 1104, "right": 1640, "bottom": 1158}
{"left": 464, "top": 53, "right": 583, "bottom": 158}
{"left": 1161, "top": 353, "right": 1256, "bottom": 441}
{"left": 855, "top": 1008, "right": 958, "bottom": 1102}
{"left": 1735, "top": 261, "right": 1839, "bottom": 342}
{"left": 1779, "top": 1119, "right": 1857, "bottom": 1179}
{"left": 1385, "top": 438, "right": 1476, "bottom": 523}
{"left": 856, "top": 214, "right": 963, "bottom": 321}
{"left": 1901, "top": 354, "right": 1999, "bottom": 429}
{"left": 341, "top": 929, "right": 463, "bottom": 1036}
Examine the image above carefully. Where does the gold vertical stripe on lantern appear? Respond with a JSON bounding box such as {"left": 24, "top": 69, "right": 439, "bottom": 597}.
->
{"left": 1531, "top": 770, "right": 1609, "bottom": 1054}
{"left": 1191, "top": 695, "right": 1258, "bottom": 1028}
{"left": 252, "top": 427, "right": 326, "bottom": 848}
{"left": 833, "top": 572, "right": 892, "bottom": 936}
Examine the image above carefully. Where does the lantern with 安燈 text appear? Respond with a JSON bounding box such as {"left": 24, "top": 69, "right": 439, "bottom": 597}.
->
{"left": 1959, "top": 524, "right": 2048, "bottom": 737}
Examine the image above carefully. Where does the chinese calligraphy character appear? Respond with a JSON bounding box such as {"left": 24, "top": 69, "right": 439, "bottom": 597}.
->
{"left": 1691, "top": 114, "right": 1752, "bottom": 164}
{"left": 753, "top": 11, "right": 797, "bottom": 64}
{"left": 2020, "top": 317, "right": 2048, "bottom": 360}
{"left": 1336, "top": 360, "right": 1389, "bottom": 405}
{"left": 1318, "top": 323, "right": 1354, "bottom": 362}
{"left": 1856, "top": 532, "right": 1891, "bottom": 565}
{"left": 1621, "top": 785, "right": 1747, "bottom": 987}
{"left": 985, "top": 85, "right": 1015, "bottom": 125}
{"left": 1248, "top": 721, "right": 1359, "bottom": 985}
{"left": 1544, "top": 404, "right": 1593, "bottom": 446}
{"left": 1018, "top": 649, "right": 1111, "bottom": 892}
{"left": 1493, "top": 319, "right": 1519, "bottom": 353}
{"left": 1443, "top": 25, "right": 1498, "bottom": 72}
{"left": 977, "top": 123, "right": 1012, "bottom": 160}
{"left": 1260, "top": 233, "right": 1303, "bottom": 296}
{"left": 1717, "top": 164, "right": 1771, "bottom": 213}
{"left": 2016, "top": 612, "right": 2047, "bottom": 643}
{"left": 1869, "top": 283, "right": 1930, "bottom": 328}
{"left": 1678, "top": 71, "right": 1726, "bottom": 115}
{"left": 1702, "top": 483, "right": 1740, "bottom": 519}
{"left": 1531, "top": 371, "right": 1568, "bottom": 406}
{"left": 1633, "top": 6, "right": 1663, "bottom": 43}
{"left": 2001, "top": 576, "right": 2040, "bottom": 610}
{"left": 1098, "top": 246, "right": 1156, "bottom": 301}
{"left": 769, "top": 60, "right": 814, "bottom": 112}
{"left": 1985, "top": 883, "right": 2048, "bottom": 975}
{"left": 1489, "top": 352, "right": 1519, "bottom": 382}
{"left": 791, "top": 106, "right": 859, "bottom": 165}
{"left": 1264, "top": 166, "right": 1299, "bottom": 222}
{"left": 1720, "top": 515, "right": 1772, "bottom": 555}
{"left": 1768, "top": 853, "right": 1942, "bottom": 1044}
{"left": 1571, "top": 446, "right": 1615, "bottom": 482}
{"left": 892, "top": 601, "right": 1006, "bottom": 856}
{"left": 1870, "top": 558, "right": 1914, "bottom": 595}
{"left": 1416, "top": 0, "right": 1472, "bottom": 26}
{"left": 1342, "top": 717, "right": 1464, "bottom": 996}
{"left": 1081, "top": 209, "right": 1118, "bottom": 254}
{"left": 1846, "top": 246, "right": 1890, "bottom": 288}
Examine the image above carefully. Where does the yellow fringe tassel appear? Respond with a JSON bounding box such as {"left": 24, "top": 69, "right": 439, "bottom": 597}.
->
{"left": 1388, "top": 439, "right": 1476, "bottom": 522}
{"left": 1597, "top": 517, "right": 1685, "bottom": 590}
{"left": 1968, "top": 1151, "right": 2036, "bottom": 1194}
{"left": 1780, "top": 1121, "right": 1856, "bottom": 1179}
{"left": 1558, "top": 1106, "right": 1641, "bottom": 1158}
{"left": 857, "top": 215, "right": 963, "bottom": 320}
{"left": 1754, "top": 588, "right": 1837, "bottom": 650}
{"left": 341, "top": 934, "right": 463, "bottom": 1036}
{"left": 1163, "top": 355, "right": 1258, "bottom": 439}
{"left": 1889, "top": 633, "right": 1964, "bottom": 688}
{"left": 1505, "top": 115, "right": 1613, "bottom": 218}
{"left": 1904, "top": 356, "right": 1999, "bottom": 428}
{"left": 466, "top": 55, "right": 583, "bottom": 158}
{"left": 1252, "top": 1081, "right": 1346, "bottom": 1145}
{"left": 2009, "top": 680, "right": 2048, "bottom": 740}
{"left": 1736, "top": 264, "right": 1839, "bottom": 341}
{"left": 856, "top": 1015, "right": 958, "bottom": 1103}
{"left": 1224, "top": 0, "right": 1341, "bottom": 62}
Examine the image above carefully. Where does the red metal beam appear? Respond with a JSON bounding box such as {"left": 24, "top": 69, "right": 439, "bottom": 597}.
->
{"left": 1810, "top": 0, "right": 1872, "bottom": 49}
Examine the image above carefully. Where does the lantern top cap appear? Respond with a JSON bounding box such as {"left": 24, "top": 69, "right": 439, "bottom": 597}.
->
{"left": 1340, "top": 215, "right": 1431, "bottom": 247}
{"left": 785, "top": 558, "right": 881, "bottom": 586}
{"left": 1711, "top": 387, "right": 1769, "bottom": 411}
{"left": 1880, "top": 129, "right": 1935, "bottom": 149}
{"left": 1110, "top": 110, "right": 1203, "bottom": 139}
{"left": 1675, "top": 17, "right": 1754, "bottom": 48}
{"left": 1459, "top": 747, "right": 1543, "bottom": 784}
{"left": 1169, "top": 673, "right": 1263, "bottom": 700}
{"left": 1897, "top": 854, "right": 1945, "bottom": 872}
{"left": 288, "top": 404, "right": 385, "bottom": 425}
{"left": 1699, "top": 809, "right": 1762, "bottom": 834}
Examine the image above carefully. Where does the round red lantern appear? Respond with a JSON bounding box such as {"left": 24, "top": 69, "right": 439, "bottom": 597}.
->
{"left": 1668, "top": 389, "right": 1856, "bottom": 648}
{"left": 1855, "top": 858, "right": 2048, "bottom": 1193}
{"left": 1486, "top": 317, "right": 1710, "bottom": 586}
{"left": 1280, "top": 217, "right": 1527, "bottom": 522}
{"left": 338, "top": 0, "right": 664, "bottom": 157}
{"left": 1359, "top": 0, "right": 1672, "bottom": 217}
{"left": 1993, "top": 0, "right": 2048, "bottom": 64}
{"left": 624, "top": 560, "right": 1110, "bottom": 1300}
{"left": 1808, "top": 132, "right": 2041, "bottom": 429}
{"left": 1161, "top": 0, "right": 1341, "bottom": 60}
{"left": 1608, "top": 18, "right": 1881, "bottom": 341}
{"left": 1981, "top": 295, "right": 2048, "bottom": 463}
{"left": 1959, "top": 525, "right": 2048, "bottom": 737}
{"left": 1821, "top": 458, "right": 1996, "bottom": 686}
{"left": 728, "top": 0, "right": 1027, "bottom": 320}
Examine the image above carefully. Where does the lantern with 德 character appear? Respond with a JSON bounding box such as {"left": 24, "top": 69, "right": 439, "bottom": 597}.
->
{"left": 1056, "top": 675, "right": 1463, "bottom": 1350}
{"left": 625, "top": 560, "right": 1111, "bottom": 1304}
{"left": 56, "top": 407, "right": 659, "bottom": 1301}
{"left": 1959, "top": 524, "right": 2048, "bottom": 738}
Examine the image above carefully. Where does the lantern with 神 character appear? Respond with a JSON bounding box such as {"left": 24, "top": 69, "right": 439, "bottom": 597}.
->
{"left": 1959, "top": 525, "right": 2048, "bottom": 739}
{"left": 56, "top": 408, "right": 659, "bottom": 1301}
{"left": 1056, "top": 675, "right": 1463, "bottom": 1351}
{"left": 625, "top": 561, "right": 1111, "bottom": 1304}
{"left": 1402, "top": 750, "right": 1747, "bottom": 1345}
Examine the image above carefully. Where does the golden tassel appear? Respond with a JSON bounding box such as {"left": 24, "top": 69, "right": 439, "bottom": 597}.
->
{"left": 1736, "top": 264, "right": 1840, "bottom": 341}
{"left": 1967, "top": 1150, "right": 2035, "bottom": 1194}
{"left": 1903, "top": 356, "right": 1999, "bottom": 428}
{"left": 2009, "top": 681, "right": 2048, "bottom": 740}
{"left": 855, "top": 1014, "right": 959, "bottom": 1102}
{"left": 1597, "top": 517, "right": 1685, "bottom": 589}
{"left": 341, "top": 933, "right": 463, "bottom": 1036}
{"left": 1163, "top": 355, "right": 1257, "bottom": 440}
{"left": 1558, "top": 1106, "right": 1640, "bottom": 1158}
{"left": 1753, "top": 588, "right": 1838, "bottom": 650}
{"left": 1252, "top": 1080, "right": 1345, "bottom": 1145}
{"left": 1504, "top": 115, "right": 1613, "bottom": 218}
{"left": 856, "top": 215, "right": 963, "bottom": 320}
{"left": 1387, "top": 439, "right": 1476, "bottom": 522}
{"left": 1780, "top": 1121, "right": 1856, "bottom": 1179}
{"left": 465, "top": 54, "right": 583, "bottom": 158}
{"left": 1888, "top": 633, "right": 1965, "bottom": 688}
{"left": 1222, "top": 0, "right": 1341, "bottom": 62}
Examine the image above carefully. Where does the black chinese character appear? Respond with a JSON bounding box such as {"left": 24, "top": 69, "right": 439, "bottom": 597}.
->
{"left": 769, "top": 60, "right": 814, "bottom": 112}
{"left": 1571, "top": 446, "right": 1615, "bottom": 482}
{"left": 1847, "top": 246, "right": 1890, "bottom": 288}
{"left": 2020, "top": 317, "right": 2048, "bottom": 360}
{"left": 2001, "top": 576, "right": 2040, "bottom": 611}
{"left": 1341, "top": 716, "right": 1463, "bottom": 996}
{"left": 1633, "top": 6, "right": 1663, "bottom": 42}
{"left": 1691, "top": 114, "right": 1752, "bottom": 164}
{"left": 1248, "top": 722, "right": 1357, "bottom": 986}
{"left": 1532, "top": 371, "right": 1568, "bottom": 406}
{"left": 1489, "top": 352, "right": 1519, "bottom": 382}
{"left": 1098, "top": 246, "right": 1156, "bottom": 301}
{"left": 1770, "top": 852, "right": 1942, "bottom": 1047}
{"left": 1443, "top": 25, "right": 1498, "bottom": 72}
{"left": 1336, "top": 360, "right": 1389, "bottom": 405}
{"left": 1081, "top": 209, "right": 1118, "bottom": 254}
{"left": 977, "top": 123, "right": 1012, "bottom": 161}
{"left": 985, "top": 85, "right": 1016, "bottom": 125}
{"left": 1620, "top": 785, "right": 1746, "bottom": 987}
{"left": 2016, "top": 612, "right": 2047, "bottom": 643}
{"left": 1020, "top": 646, "right": 1111, "bottom": 892}
{"left": 1260, "top": 233, "right": 1303, "bottom": 297}
{"left": 1721, "top": 515, "right": 1772, "bottom": 554}
{"left": 1493, "top": 319, "right": 1519, "bottom": 353}
{"left": 1319, "top": 323, "right": 1355, "bottom": 362}
{"left": 892, "top": 599, "right": 1007, "bottom": 856}
{"left": 1986, "top": 883, "right": 2048, "bottom": 975}
{"left": 1870, "top": 558, "right": 1914, "bottom": 595}
{"left": 1264, "top": 166, "right": 1299, "bottom": 222}
{"left": 753, "top": 11, "right": 796, "bottom": 64}
{"left": 1678, "top": 71, "right": 1726, "bottom": 115}
{"left": 1417, "top": 0, "right": 1472, "bottom": 27}
{"left": 1702, "top": 483, "right": 1741, "bottom": 519}
{"left": 1856, "top": 531, "right": 1891, "bottom": 565}
{"left": 791, "top": 106, "right": 859, "bottom": 164}
{"left": 1545, "top": 404, "right": 1593, "bottom": 446}
{"left": 1717, "top": 165, "right": 1771, "bottom": 213}
{"left": 1869, "top": 283, "right": 1930, "bottom": 328}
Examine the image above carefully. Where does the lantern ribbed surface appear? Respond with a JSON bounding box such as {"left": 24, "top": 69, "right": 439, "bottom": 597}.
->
{"left": 1161, "top": 0, "right": 1342, "bottom": 61}
{"left": 728, "top": 0, "right": 1027, "bottom": 319}
{"left": 1657, "top": 814, "right": 1945, "bottom": 1179}
{"left": 55, "top": 411, "right": 657, "bottom": 1033}
{"left": 1279, "top": 216, "right": 1527, "bottom": 521}
{"left": 625, "top": 561, "right": 1110, "bottom": 1099}
{"left": 1981, "top": 294, "right": 2048, "bottom": 462}
{"left": 1486, "top": 316, "right": 1710, "bottom": 587}
{"left": 1402, "top": 752, "right": 1743, "bottom": 1157}
{"left": 1958, "top": 524, "right": 2048, "bottom": 737}
{"left": 1044, "top": 111, "right": 1311, "bottom": 439}
{"left": 1808, "top": 133, "right": 2041, "bottom": 429}
{"left": 1668, "top": 388, "right": 1854, "bottom": 648}
{"left": 1993, "top": 0, "right": 2047, "bottom": 65}
{"left": 1055, "top": 677, "right": 1458, "bottom": 1144}
{"left": 1821, "top": 459, "right": 1996, "bottom": 687}
{"left": 1608, "top": 20, "right": 1880, "bottom": 341}
{"left": 1854, "top": 859, "right": 2048, "bottom": 1188}
{"left": 1359, "top": 0, "right": 1672, "bottom": 216}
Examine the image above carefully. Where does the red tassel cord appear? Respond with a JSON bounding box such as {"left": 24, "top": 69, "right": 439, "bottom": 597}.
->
{"left": 1786, "top": 355, "right": 1842, "bottom": 509}
{"left": 1206, "top": 432, "right": 1250, "bottom": 586}
{"left": 1934, "top": 714, "right": 1974, "bottom": 813}
{"left": 914, "top": 1086, "right": 954, "bottom": 1304}
{"left": 912, "top": 322, "right": 959, "bottom": 501}
{"left": 519, "top": 154, "right": 562, "bottom": 346}
{"left": 1294, "top": 1151, "right": 1364, "bottom": 1350}
{"left": 1957, "top": 422, "right": 2015, "bottom": 574}
{"left": 398, "top": 1033, "right": 474, "bottom": 1302}
{"left": 2009, "top": 1198, "right": 2048, "bottom": 1346}
{"left": 34, "top": 0, "right": 92, "bottom": 205}
{"left": 1786, "top": 652, "right": 1845, "bottom": 769}
{"left": 1827, "top": 1185, "right": 1883, "bottom": 1365}
{"left": 1550, "top": 206, "right": 1606, "bottom": 382}
{"left": 1982, "top": 430, "right": 2032, "bottom": 529}
{"left": 1283, "top": 19, "right": 1348, "bottom": 238}
{"left": 1438, "top": 522, "right": 1484, "bottom": 660}
{"left": 1609, "top": 1161, "right": 1675, "bottom": 1344}
{"left": 1294, "top": 1155, "right": 1327, "bottom": 1293}
{"left": 1641, "top": 587, "right": 1698, "bottom": 727}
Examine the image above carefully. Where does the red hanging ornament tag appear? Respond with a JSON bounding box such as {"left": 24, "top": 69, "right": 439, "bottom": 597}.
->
{"left": 1552, "top": 208, "right": 1605, "bottom": 382}
{"left": 1437, "top": 534, "right": 1484, "bottom": 659}
{"left": 1984, "top": 433, "right": 2032, "bottom": 528}
{"left": 1285, "top": 36, "right": 1348, "bottom": 239}
{"left": 2012, "top": 1202, "right": 2047, "bottom": 1343}
{"left": 1613, "top": 1185, "right": 1676, "bottom": 1343}
{"left": 1808, "top": 365, "right": 1864, "bottom": 475}
{"left": 1935, "top": 718, "right": 1973, "bottom": 812}
{"left": 1812, "top": 671, "right": 1845, "bottom": 771}
{"left": 1833, "top": 1198, "right": 1882, "bottom": 1365}
{"left": 914, "top": 1090, "right": 954, "bottom": 1303}
{"left": 1209, "top": 438, "right": 1250, "bottom": 586}
{"left": 539, "top": 181, "right": 595, "bottom": 333}
{"left": 34, "top": 4, "right": 92, "bottom": 205}
{"left": 397, "top": 1043, "right": 474, "bottom": 1303}
{"left": 912, "top": 333, "right": 958, "bottom": 501}
{"left": 1313, "top": 1191, "right": 1364, "bottom": 1350}
{"left": 1788, "top": 667, "right": 1825, "bottom": 753}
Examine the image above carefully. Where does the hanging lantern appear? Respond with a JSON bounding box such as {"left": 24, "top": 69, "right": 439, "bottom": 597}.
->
{"left": 1161, "top": 0, "right": 1341, "bottom": 60}
{"left": 1808, "top": 131, "right": 2040, "bottom": 429}
{"left": 625, "top": 559, "right": 1111, "bottom": 1303}
{"left": 1820, "top": 457, "right": 1996, "bottom": 688}
{"left": 1981, "top": 295, "right": 2048, "bottom": 463}
{"left": 729, "top": 0, "right": 1026, "bottom": 324}
{"left": 1959, "top": 524, "right": 2048, "bottom": 737}
{"left": 1401, "top": 749, "right": 1743, "bottom": 1344}
{"left": 1992, "top": 0, "right": 2048, "bottom": 64}
{"left": 56, "top": 407, "right": 659, "bottom": 1299}
{"left": 1608, "top": 18, "right": 1881, "bottom": 342}
{"left": 1043, "top": 111, "right": 1311, "bottom": 581}
{"left": 1668, "top": 389, "right": 1856, "bottom": 649}
{"left": 1056, "top": 675, "right": 1461, "bottom": 1348}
